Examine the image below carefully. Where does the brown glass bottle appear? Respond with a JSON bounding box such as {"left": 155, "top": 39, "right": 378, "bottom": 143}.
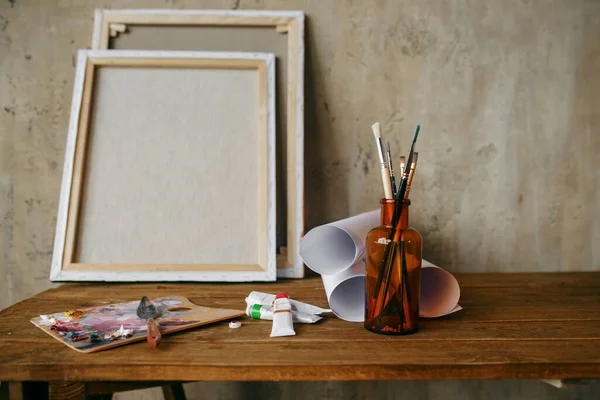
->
{"left": 364, "top": 199, "right": 422, "bottom": 335}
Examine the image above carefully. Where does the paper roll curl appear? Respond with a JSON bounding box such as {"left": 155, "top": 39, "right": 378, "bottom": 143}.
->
{"left": 321, "top": 261, "right": 366, "bottom": 322}
{"left": 299, "top": 210, "right": 379, "bottom": 275}
{"left": 420, "top": 260, "right": 462, "bottom": 318}
{"left": 300, "top": 210, "right": 462, "bottom": 322}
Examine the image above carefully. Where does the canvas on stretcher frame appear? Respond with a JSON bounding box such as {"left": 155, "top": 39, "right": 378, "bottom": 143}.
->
{"left": 91, "top": 9, "right": 305, "bottom": 278}
{"left": 50, "top": 50, "right": 276, "bottom": 282}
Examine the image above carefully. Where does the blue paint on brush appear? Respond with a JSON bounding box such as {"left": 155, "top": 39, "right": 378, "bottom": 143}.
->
{"left": 412, "top": 124, "right": 420, "bottom": 143}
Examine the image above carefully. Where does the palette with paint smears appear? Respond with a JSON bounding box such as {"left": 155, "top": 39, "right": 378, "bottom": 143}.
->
{"left": 30, "top": 296, "right": 245, "bottom": 353}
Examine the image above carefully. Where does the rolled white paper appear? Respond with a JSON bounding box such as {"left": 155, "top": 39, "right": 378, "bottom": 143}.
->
{"left": 321, "top": 260, "right": 366, "bottom": 322}
{"left": 300, "top": 210, "right": 461, "bottom": 322}
{"left": 321, "top": 259, "right": 461, "bottom": 322}
{"left": 420, "top": 260, "right": 462, "bottom": 318}
{"left": 299, "top": 210, "right": 379, "bottom": 275}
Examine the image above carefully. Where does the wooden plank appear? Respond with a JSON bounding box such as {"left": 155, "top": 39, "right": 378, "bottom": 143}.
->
{"left": 0, "top": 339, "right": 599, "bottom": 381}
{"left": 89, "top": 57, "right": 262, "bottom": 69}
{"left": 63, "top": 263, "right": 265, "bottom": 272}
{"left": 285, "top": 16, "right": 302, "bottom": 274}
{"left": 257, "top": 60, "right": 269, "bottom": 272}
{"left": 1, "top": 274, "right": 600, "bottom": 382}
{"left": 62, "top": 60, "right": 95, "bottom": 267}
{"left": 3, "top": 292, "right": 600, "bottom": 341}
{"left": 48, "top": 382, "right": 86, "bottom": 400}
{"left": 455, "top": 272, "right": 600, "bottom": 287}
{"left": 102, "top": 12, "right": 295, "bottom": 28}
{"left": 5, "top": 317, "right": 600, "bottom": 342}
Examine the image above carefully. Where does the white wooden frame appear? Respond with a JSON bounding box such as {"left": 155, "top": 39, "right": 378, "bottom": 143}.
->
{"left": 50, "top": 50, "right": 276, "bottom": 282}
{"left": 91, "top": 9, "right": 305, "bottom": 278}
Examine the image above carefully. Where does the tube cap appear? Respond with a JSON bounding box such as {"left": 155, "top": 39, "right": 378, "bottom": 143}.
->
{"left": 275, "top": 293, "right": 289, "bottom": 300}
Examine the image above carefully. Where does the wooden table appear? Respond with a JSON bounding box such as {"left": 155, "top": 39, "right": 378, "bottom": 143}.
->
{"left": 1, "top": 273, "right": 600, "bottom": 399}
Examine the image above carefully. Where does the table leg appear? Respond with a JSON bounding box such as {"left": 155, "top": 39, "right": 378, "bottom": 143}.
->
{"left": 162, "top": 384, "right": 186, "bottom": 400}
{"left": 8, "top": 382, "right": 48, "bottom": 400}
{"left": 7, "top": 382, "right": 22, "bottom": 400}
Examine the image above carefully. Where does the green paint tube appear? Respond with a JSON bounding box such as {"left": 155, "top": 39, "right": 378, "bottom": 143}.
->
{"left": 245, "top": 304, "right": 322, "bottom": 324}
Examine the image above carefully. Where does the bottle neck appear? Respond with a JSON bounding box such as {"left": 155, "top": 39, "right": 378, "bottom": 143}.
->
{"left": 380, "top": 199, "right": 409, "bottom": 229}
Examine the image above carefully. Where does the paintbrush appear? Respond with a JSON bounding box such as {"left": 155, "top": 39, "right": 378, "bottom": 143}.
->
{"left": 386, "top": 142, "right": 397, "bottom": 197}
{"left": 400, "top": 156, "right": 406, "bottom": 177}
{"left": 371, "top": 122, "right": 394, "bottom": 199}
{"left": 373, "top": 124, "right": 421, "bottom": 319}
{"left": 394, "top": 124, "right": 420, "bottom": 201}
{"left": 403, "top": 152, "right": 419, "bottom": 200}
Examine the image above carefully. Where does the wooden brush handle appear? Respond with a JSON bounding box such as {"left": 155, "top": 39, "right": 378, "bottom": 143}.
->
{"left": 146, "top": 318, "right": 162, "bottom": 348}
{"left": 381, "top": 168, "right": 394, "bottom": 199}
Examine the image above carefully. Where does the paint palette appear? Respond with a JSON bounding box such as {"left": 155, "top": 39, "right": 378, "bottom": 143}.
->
{"left": 31, "top": 296, "right": 245, "bottom": 353}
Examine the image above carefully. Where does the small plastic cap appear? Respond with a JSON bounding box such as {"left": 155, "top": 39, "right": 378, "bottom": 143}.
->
{"left": 275, "top": 293, "right": 289, "bottom": 300}
{"left": 229, "top": 320, "right": 242, "bottom": 329}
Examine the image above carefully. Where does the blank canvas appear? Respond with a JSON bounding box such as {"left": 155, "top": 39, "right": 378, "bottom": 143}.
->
{"left": 91, "top": 9, "right": 305, "bottom": 278}
{"left": 50, "top": 50, "right": 276, "bottom": 282}
{"left": 78, "top": 67, "right": 259, "bottom": 264}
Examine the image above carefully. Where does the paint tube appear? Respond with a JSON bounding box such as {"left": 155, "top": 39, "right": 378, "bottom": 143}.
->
{"left": 246, "top": 291, "right": 332, "bottom": 315}
{"left": 246, "top": 304, "right": 323, "bottom": 323}
{"left": 270, "top": 293, "right": 296, "bottom": 338}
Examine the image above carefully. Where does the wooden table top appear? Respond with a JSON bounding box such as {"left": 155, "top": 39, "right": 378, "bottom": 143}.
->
{"left": 1, "top": 273, "right": 599, "bottom": 382}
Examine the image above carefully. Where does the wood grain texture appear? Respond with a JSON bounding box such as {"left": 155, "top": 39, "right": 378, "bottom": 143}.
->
{"left": 62, "top": 60, "right": 95, "bottom": 270}
{"left": 7, "top": 382, "right": 22, "bottom": 400}
{"left": 30, "top": 296, "right": 245, "bottom": 353}
{"left": 1, "top": 0, "right": 599, "bottom": 399}
{"left": 47, "top": 382, "right": 86, "bottom": 400}
{"left": 1, "top": 274, "right": 600, "bottom": 382}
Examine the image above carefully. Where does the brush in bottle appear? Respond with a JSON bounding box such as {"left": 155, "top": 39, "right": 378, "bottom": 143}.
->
{"left": 373, "top": 124, "right": 421, "bottom": 319}
{"left": 371, "top": 122, "right": 394, "bottom": 200}
{"left": 386, "top": 141, "right": 397, "bottom": 197}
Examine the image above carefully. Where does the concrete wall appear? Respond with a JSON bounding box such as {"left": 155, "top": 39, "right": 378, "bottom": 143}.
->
{"left": 1, "top": 0, "right": 599, "bottom": 399}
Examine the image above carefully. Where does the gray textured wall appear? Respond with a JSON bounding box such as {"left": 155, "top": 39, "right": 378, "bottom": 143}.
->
{"left": 1, "top": 0, "right": 599, "bottom": 399}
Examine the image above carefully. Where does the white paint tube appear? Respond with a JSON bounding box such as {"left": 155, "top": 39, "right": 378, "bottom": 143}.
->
{"left": 270, "top": 293, "right": 296, "bottom": 337}
{"left": 246, "top": 304, "right": 323, "bottom": 324}
{"left": 246, "top": 291, "right": 332, "bottom": 315}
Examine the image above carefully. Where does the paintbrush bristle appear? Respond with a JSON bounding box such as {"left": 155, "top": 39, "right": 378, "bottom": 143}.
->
{"left": 371, "top": 122, "right": 382, "bottom": 139}
{"left": 412, "top": 124, "right": 420, "bottom": 142}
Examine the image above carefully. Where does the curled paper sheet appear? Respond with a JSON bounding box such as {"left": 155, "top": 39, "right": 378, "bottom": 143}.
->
{"left": 321, "top": 260, "right": 366, "bottom": 322}
{"left": 420, "top": 260, "right": 462, "bottom": 318}
{"left": 299, "top": 210, "right": 462, "bottom": 322}
{"left": 299, "top": 210, "right": 379, "bottom": 275}
{"left": 320, "top": 259, "right": 461, "bottom": 322}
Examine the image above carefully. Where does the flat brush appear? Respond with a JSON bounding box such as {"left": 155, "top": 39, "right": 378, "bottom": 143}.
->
{"left": 399, "top": 156, "right": 406, "bottom": 177}
{"left": 403, "top": 152, "right": 419, "bottom": 200}
{"left": 386, "top": 141, "right": 397, "bottom": 197}
{"left": 394, "top": 124, "right": 420, "bottom": 201}
{"left": 371, "top": 122, "right": 394, "bottom": 199}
